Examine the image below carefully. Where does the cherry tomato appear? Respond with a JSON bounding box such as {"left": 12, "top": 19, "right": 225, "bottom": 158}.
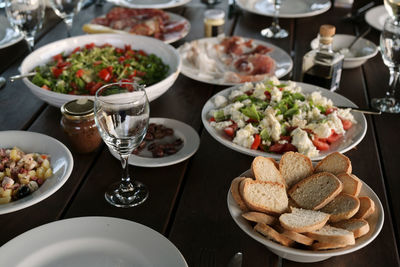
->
{"left": 251, "top": 134, "right": 261, "bottom": 150}
{"left": 138, "top": 50, "right": 147, "bottom": 56}
{"left": 72, "top": 46, "right": 80, "bottom": 54}
{"left": 115, "top": 48, "right": 124, "bottom": 54}
{"left": 75, "top": 69, "right": 84, "bottom": 78}
{"left": 209, "top": 117, "right": 216, "bottom": 122}
{"left": 312, "top": 138, "right": 330, "bottom": 151}
{"left": 53, "top": 54, "right": 63, "bottom": 63}
{"left": 88, "top": 82, "right": 103, "bottom": 95}
{"left": 326, "top": 130, "right": 342, "bottom": 144}
{"left": 224, "top": 127, "right": 235, "bottom": 137}
{"left": 41, "top": 85, "right": 50, "bottom": 90}
{"left": 325, "top": 107, "right": 335, "bottom": 115}
{"left": 341, "top": 119, "right": 353, "bottom": 130}
{"left": 118, "top": 56, "right": 125, "bottom": 63}
{"left": 52, "top": 67, "right": 63, "bottom": 78}
{"left": 98, "top": 68, "right": 111, "bottom": 82}
{"left": 85, "top": 43, "right": 95, "bottom": 49}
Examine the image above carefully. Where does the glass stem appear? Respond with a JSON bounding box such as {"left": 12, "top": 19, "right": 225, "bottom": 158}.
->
{"left": 25, "top": 35, "right": 34, "bottom": 52}
{"left": 64, "top": 16, "right": 73, "bottom": 37}
{"left": 272, "top": 1, "right": 280, "bottom": 28}
{"left": 120, "top": 154, "right": 132, "bottom": 187}
{"left": 387, "top": 68, "right": 399, "bottom": 103}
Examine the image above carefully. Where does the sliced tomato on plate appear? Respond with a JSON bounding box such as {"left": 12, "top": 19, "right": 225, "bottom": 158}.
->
{"left": 224, "top": 127, "right": 235, "bottom": 137}
{"left": 312, "top": 138, "right": 330, "bottom": 151}
{"left": 340, "top": 119, "right": 353, "bottom": 130}
{"left": 251, "top": 134, "right": 261, "bottom": 150}
{"left": 269, "top": 143, "right": 285, "bottom": 153}
{"left": 326, "top": 130, "right": 343, "bottom": 144}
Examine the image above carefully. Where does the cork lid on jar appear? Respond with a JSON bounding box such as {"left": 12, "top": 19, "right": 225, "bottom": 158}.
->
{"left": 61, "top": 98, "right": 95, "bottom": 120}
{"left": 319, "top": 24, "right": 336, "bottom": 45}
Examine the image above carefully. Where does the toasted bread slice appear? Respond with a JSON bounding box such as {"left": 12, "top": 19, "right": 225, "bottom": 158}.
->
{"left": 306, "top": 225, "right": 355, "bottom": 245}
{"left": 279, "top": 207, "right": 330, "bottom": 233}
{"left": 288, "top": 172, "right": 343, "bottom": 210}
{"left": 314, "top": 152, "right": 352, "bottom": 175}
{"left": 240, "top": 178, "right": 288, "bottom": 215}
{"left": 312, "top": 242, "right": 349, "bottom": 250}
{"left": 279, "top": 152, "right": 314, "bottom": 188}
{"left": 336, "top": 173, "right": 362, "bottom": 197}
{"left": 230, "top": 177, "right": 249, "bottom": 211}
{"left": 252, "top": 156, "right": 286, "bottom": 186}
{"left": 254, "top": 223, "right": 294, "bottom": 247}
{"left": 332, "top": 219, "right": 370, "bottom": 238}
{"left": 242, "top": 211, "right": 276, "bottom": 225}
{"left": 281, "top": 230, "right": 314, "bottom": 246}
{"left": 354, "top": 196, "right": 375, "bottom": 219}
{"left": 320, "top": 193, "right": 360, "bottom": 223}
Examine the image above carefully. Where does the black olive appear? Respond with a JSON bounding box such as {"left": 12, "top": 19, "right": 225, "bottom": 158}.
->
{"left": 17, "top": 185, "right": 31, "bottom": 199}
{"left": 144, "top": 132, "right": 154, "bottom": 141}
{"left": 174, "top": 138, "right": 183, "bottom": 146}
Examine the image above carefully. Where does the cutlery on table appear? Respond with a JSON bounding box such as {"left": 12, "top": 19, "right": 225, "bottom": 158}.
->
{"left": 227, "top": 252, "right": 243, "bottom": 267}
{"left": 337, "top": 106, "right": 381, "bottom": 115}
{"left": 0, "top": 77, "right": 6, "bottom": 90}
{"left": 342, "top": 1, "right": 375, "bottom": 21}
{"left": 347, "top": 26, "right": 371, "bottom": 50}
{"left": 9, "top": 72, "right": 36, "bottom": 82}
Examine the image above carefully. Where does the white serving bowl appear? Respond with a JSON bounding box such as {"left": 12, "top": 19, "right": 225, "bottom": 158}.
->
{"left": 0, "top": 131, "right": 73, "bottom": 214}
{"left": 227, "top": 169, "right": 384, "bottom": 263}
{"left": 20, "top": 34, "right": 181, "bottom": 107}
{"left": 310, "top": 34, "right": 378, "bottom": 69}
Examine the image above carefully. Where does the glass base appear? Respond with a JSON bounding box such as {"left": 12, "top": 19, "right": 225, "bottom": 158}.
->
{"left": 105, "top": 180, "right": 148, "bottom": 208}
{"left": 371, "top": 97, "right": 400, "bottom": 113}
{"left": 261, "top": 26, "right": 288, "bottom": 39}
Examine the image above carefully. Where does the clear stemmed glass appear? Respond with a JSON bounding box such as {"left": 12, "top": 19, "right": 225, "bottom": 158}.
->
{"left": 49, "top": 0, "right": 83, "bottom": 36}
{"left": 371, "top": 17, "right": 400, "bottom": 113}
{"left": 260, "top": 0, "right": 288, "bottom": 39}
{"left": 94, "top": 82, "right": 150, "bottom": 208}
{"left": 5, "top": 0, "right": 45, "bottom": 51}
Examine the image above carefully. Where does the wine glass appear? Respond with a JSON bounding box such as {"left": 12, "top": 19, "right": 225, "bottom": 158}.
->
{"left": 261, "top": 0, "right": 288, "bottom": 39}
{"left": 49, "top": 0, "right": 83, "bottom": 36}
{"left": 5, "top": 0, "right": 45, "bottom": 51}
{"left": 384, "top": 0, "right": 400, "bottom": 22}
{"left": 94, "top": 82, "right": 150, "bottom": 207}
{"left": 371, "top": 17, "right": 400, "bottom": 113}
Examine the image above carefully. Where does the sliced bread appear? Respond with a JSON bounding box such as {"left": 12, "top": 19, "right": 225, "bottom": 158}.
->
{"left": 240, "top": 178, "right": 288, "bottom": 215}
{"left": 242, "top": 211, "right": 276, "bottom": 225}
{"left": 252, "top": 156, "right": 286, "bottom": 186}
{"left": 320, "top": 193, "right": 360, "bottom": 223}
{"left": 279, "top": 152, "right": 314, "bottom": 188}
{"left": 254, "top": 223, "right": 294, "bottom": 247}
{"left": 230, "top": 177, "right": 249, "bottom": 211}
{"left": 306, "top": 225, "right": 355, "bottom": 245}
{"left": 354, "top": 196, "right": 375, "bottom": 219}
{"left": 279, "top": 207, "right": 330, "bottom": 233}
{"left": 288, "top": 172, "right": 343, "bottom": 210}
{"left": 336, "top": 173, "right": 362, "bottom": 197}
{"left": 332, "top": 219, "right": 370, "bottom": 238}
{"left": 312, "top": 242, "right": 349, "bottom": 250}
{"left": 314, "top": 152, "right": 352, "bottom": 175}
{"left": 281, "top": 230, "right": 314, "bottom": 246}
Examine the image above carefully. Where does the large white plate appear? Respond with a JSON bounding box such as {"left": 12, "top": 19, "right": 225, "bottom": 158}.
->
{"left": 201, "top": 82, "right": 367, "bottom": 161}
{"left": 106, "top": 0, "right": 191, "bottom": 9}
{"left": 237, "top": 0, "right": 331, "bottom": 18}
{"left": 227, "top": 169, "right": 384, "bottom": 262}
{"left": 0, "top": 131, "right": 73, "bottom": 215}
{"left": 365, "top": 5, "right": 388, "bottom": 31}
{"left": 179, "top": 37, "right": 293, "bottom": 86}
{"left": 0, "top": 216, "right": 188, "bottom": 266}
{"left": 20, "top": 34, "right": 181, "bottom": 107}
{"left": 83, "top": 12, "right": 191, "bottom": 44}
{"left": 0, "top": 15, "right": 23, "bottom": 49}
{"left": 109, "top": 118, "right": 200, "bottom": 167}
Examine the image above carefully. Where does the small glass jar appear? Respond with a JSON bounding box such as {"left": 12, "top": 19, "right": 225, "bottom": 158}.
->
{"left": 204, "top": 9, "right": 225, "bottom": 37}
{"left": 60, "top": 99, "right": 102, "bottom": 153}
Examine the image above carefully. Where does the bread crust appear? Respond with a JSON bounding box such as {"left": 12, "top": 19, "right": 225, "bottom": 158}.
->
{"left": 336, "top": 173, "right": 362, "bottom": 197}
{"left": 242, "top": 211, "right": 276, "bottom": 225}
{"left": 355, "top": 196, "right": 375, "bottom": 219}
{"left": 312, "top": 242, "right": 349, "bottom": 250}
{"left": 254, "top": 223, "right": 294, "bottom": 247}
{"left": 306, "top": 226, "right": 355, "bottom": 245}
{"left": 281, "top": 230, "right": 314, "bottom": 246}
{"left": 332, "top": 219, "right": 370, "bottom": 239}
{"left": 314, "top": 152, "right": 352, "bottom": 174}
{"left": 230, "top": 177, "right": 248, "bottom": 211}
{"left": 288, "top": 172, "right": 343, "bottom": 210}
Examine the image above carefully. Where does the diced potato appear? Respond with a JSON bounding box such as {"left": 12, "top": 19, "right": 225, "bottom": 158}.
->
{"left": 0, "top": 196, "right": 11, "bottom": 204}
{"left": 36, "top": 167, "right": 45, "bottom": 179}
{"left": 5, "top": 168, "right": 11, "bottom": 177}
{"left": 44, "top": 168, "right": 53, "bottom": 179}
{"left": 41, "top": 159, "right": 50, "bottom": 169}
{"left": 0, "top": 172, "right": 4, "bottom": 181}
{"left": 28, "top": 170, "right": 36, "bottom": 177}
{"left": 17, "top": 173, "right": 25, "bottom": 180}
{"left": 2, "top": 189, "right": 12, "bottom": 198}
{"left": 20, "top": 176, "right": 30, "bottom": 185}
{"left": 10, "top": 149, "right": 21, "bottom": 162}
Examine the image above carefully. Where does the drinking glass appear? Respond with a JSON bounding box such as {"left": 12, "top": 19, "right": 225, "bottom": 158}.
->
{"left": 5, "top": 0, "right": 45, "bottom": 51}
{"left": 384, "top": 0, "right": 400, "bottom": 22}
{"left": 49, "top": 0, "right": 83, "bottom": 36}
{"left": 372, "top": 17, "right": 400, "bottom": 113}
{"left": 94, "top": 82, "right": 150, "bottom": 207}
{"left": 261, "top": 0, "right": 288, "bottom": 39}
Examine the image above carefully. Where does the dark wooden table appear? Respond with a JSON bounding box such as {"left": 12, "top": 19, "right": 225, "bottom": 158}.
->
{"left": 1, "top": 0, "right": 399, "bottom": 266}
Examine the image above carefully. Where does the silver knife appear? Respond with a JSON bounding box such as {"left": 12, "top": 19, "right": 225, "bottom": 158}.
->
{"left": 227, "top": 252, "right": 243, "bottom": 267}
{"left": 336, "top": 106, "right": 381, "bottom": 115}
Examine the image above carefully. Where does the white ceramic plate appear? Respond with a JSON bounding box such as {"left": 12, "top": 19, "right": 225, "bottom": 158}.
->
{"left": 83, "top": 12, "right": 191, "bottom": 44}
{"left": 179, "top": 37, "right": 293, "bottom": 86}
{"left": 236, "top": 0, "right": 331, "bottom": 18}
{"left": 109, "top": 118, "right": 200, "bottom": 167}
{"left": 0, "top": 131, "right": 73, "bottom": 215}
{"left": 365, "top": 5, "right": 388, "bottom": 31}
{"left": 20, "top": 34, "right": 181, "bottom": 107}
{"left": 106, "top": 0, "right": 191, "bottom": 9}
{"left": 201, "top": 82, "right": 367, "bottom": 161}
{"left": 227, "top": 169, "right": 384, "bottom": 263}
{"left": 0, "top": 216, "right": 188, "bottom": 266}
{"left": 0, "top": 15, "right": 23, "bottom": 49}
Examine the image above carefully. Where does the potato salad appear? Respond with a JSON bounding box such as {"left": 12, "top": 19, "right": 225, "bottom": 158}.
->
{"left": 0, "top": 147, "right": 52, "bottom": 204}
{"left": 208, "top": 77, "right": 356, "bottom": 157}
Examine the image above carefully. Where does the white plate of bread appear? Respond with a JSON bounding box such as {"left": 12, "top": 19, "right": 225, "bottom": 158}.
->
{"left": 227, "top": 152, "right": 384, "bottom": 263}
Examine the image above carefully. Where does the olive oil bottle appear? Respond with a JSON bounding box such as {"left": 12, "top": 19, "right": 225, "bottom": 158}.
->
{"left": 301, "top": 24, "right": 344, "bottom": 91}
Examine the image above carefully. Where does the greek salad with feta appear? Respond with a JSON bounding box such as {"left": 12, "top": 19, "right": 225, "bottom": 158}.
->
{"left": 207, "top": 77, "right": 356, "bottom": 157}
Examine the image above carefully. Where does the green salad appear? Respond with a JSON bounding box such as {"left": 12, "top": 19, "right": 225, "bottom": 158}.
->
{"left": 30, "top": 43, "right": 169, "bottom": 95}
